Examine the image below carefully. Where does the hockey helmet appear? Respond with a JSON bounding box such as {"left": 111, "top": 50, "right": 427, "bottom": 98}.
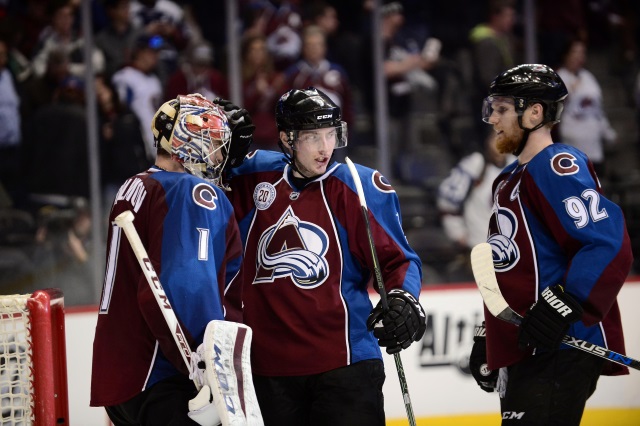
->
{"left": 275, "top": 87, "right": 347, "bottom": 149}
{"left": 482, "top": 64, "right": 568, "bottom": 125}
{"left": 151, "top": 94, "right": 231, "bottom": 187}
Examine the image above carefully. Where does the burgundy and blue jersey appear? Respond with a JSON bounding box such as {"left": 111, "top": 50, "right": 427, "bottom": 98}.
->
{"left": 485, "top": 143, "right": 632, "bottom": 375}
{"left": 91, "top": 167, "right": 242, "bottom": 406}
{"left": 227, "top": 150, "right": 422, "bottom": 376}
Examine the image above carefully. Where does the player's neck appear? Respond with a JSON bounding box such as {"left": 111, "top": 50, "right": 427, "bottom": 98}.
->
{"left": 517, "top": 130, "right": 553, "bottom": 164}
{"left": 156, "top": 155, "right": 185, "bottom": 173}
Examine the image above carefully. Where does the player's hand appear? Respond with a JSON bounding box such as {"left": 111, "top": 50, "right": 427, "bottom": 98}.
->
{"left": 212, "top": 98, "right": 255, "bottom": 169}
{"left": 367, "top": 289, "right": 426, "bottom": 354}
{"left": 469, "top": 322, "right": 497, "bottom": 393}
{"left": 518, "top": 285, "right": 583, "bottom": 351}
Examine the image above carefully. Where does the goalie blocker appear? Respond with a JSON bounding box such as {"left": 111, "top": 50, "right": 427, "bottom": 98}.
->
{"left": 189, "top": 320, "right": 264, "bottom": 426}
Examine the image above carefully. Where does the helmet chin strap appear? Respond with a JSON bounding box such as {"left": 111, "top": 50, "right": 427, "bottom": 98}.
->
{"left": 514, "top": 115, "right": 546, "bottom": 156}
{"left": 278, "top": 139, "right": 313, "bottom": 179}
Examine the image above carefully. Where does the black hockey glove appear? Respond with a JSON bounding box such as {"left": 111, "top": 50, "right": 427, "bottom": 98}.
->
{"left": 367, "top": 289, "right": 426, "bottom": 354}
{"left": 518, "top": 285, "right": 583, "bottom": 351}
{"left": 469, "top": 322, "right": 497, "bottom": 393}
{"left": 212, "top": 98, "right": 255, "bottom": 170}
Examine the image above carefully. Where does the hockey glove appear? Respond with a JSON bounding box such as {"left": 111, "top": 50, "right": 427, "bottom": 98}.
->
{"left": 212, "top": 98, "right": 255, "bottom": 170}
{"left": 518, "top": 285, "right": 583, "bottom": 351}
{"left": 469, "top": 322, "right": 497, "bottom": 393}
{"left": 367, "top": 289, "right": 426, "bottom": 354}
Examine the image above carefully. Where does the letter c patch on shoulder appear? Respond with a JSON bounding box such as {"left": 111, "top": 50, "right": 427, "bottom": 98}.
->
{"left": 193, "top": 183, "right": 218, "bottom": 210}
{"left": 551, "top": 152, "right": 579, "bottom": 176}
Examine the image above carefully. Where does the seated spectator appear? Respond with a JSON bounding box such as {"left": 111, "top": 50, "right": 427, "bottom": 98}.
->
{"left": 129, "top": 0, "right": 191, "bottom": 84}
{"left": 469, "top": 0, "right": 519, "bottom": 151}
{"left": 22, "top": 76, "right": 90, "bottom": 199}
{"left": 164, "top": 41, "right": 228, "bottom": 101}
{"left": 241, "top": 34, "right": 284, "bottom": 149}
{"left": 557, "top": 39, "right": 616, "bottom": 178}
{"left": 282, "top": 25, "right": 353, "bottom": 127}
{"left": 30, "top": 0, "right": 105, "bottom": 78}
{"left": 20, "top": 47, "right": 71, "bottom": 122}
{"left": 95, "top": 0, "right": 139, "bottom": 80}
{"left": 0, "top": 38, "right": 22, "bottom": 207}
{"left": 111, "top": 34, "right": 164, "bottom": 161}
{"left": 242, "top": 0, "right": 303, "bottom": 71}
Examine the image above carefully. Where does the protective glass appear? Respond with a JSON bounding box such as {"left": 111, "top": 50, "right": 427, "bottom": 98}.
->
{"left": 481, "top": 96, "right": 518, "bottom": 123}
{"left": 291, "top": 122, "right": 348, "bottom": 150}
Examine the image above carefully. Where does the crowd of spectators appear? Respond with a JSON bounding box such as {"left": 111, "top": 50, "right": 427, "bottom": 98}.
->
{"left": 0, "top": 0, "right": 639, "bottom": 302}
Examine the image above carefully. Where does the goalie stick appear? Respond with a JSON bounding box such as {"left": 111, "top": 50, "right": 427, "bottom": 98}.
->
{"left": 345, "top": 157, "right": 417, "bottom": 426}
{"left": 114, "top": 210, "right": 197, "bottom": 380}
{"left": 470, "top": 242, "right": 640, "bottom": 371}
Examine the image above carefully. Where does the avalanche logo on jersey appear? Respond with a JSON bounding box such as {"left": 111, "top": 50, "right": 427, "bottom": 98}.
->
{"left": 254, "top": 206, "right": 329, "bottom": 289}
{"left": 487, "top": 206, "right": 520, "bottom": 272}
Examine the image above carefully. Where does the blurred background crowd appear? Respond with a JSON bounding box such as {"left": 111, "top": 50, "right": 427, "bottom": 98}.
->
{"left": 1, "top": 0, "right": 640, "bottom": 306}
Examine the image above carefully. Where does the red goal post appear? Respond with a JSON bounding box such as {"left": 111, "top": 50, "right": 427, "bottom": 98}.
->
{"left": 0, "top": 288, "right": 69, "bottom": 425}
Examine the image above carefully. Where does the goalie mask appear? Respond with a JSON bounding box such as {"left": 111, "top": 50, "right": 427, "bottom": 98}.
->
{"left": 275, "top": 87, "right": 348, "bottom": 151}
{"left": 152, "top": 94, "right": 231, "bottom": 188}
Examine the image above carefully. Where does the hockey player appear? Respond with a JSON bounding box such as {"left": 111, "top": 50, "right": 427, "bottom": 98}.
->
{"left": 469, "top": 64, "right": 633, "bottom": 425}
{"left": 219, "top": 87, "right": 426, "bottom": 425}
{"left": 90, "top": 94, "right": 253, "bottom": 425}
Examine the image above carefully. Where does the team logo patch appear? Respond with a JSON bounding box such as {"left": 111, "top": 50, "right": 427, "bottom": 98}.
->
{"left": 372, "top": 171, "right": 395, "bottom": 194}
{"left": 193, "top": 183, "right": 218, "bottom": 210}
{"left": 487, "top": 207, "right": 519, "bottom": 271}
{"left": 254, "top": 207, "right": 329, "bottom": 289}
{"left": 551, "top": 152, "right": 579, "bottom": 176}
{"left": 254, "top": 182, "right": 277, "bottom": 210}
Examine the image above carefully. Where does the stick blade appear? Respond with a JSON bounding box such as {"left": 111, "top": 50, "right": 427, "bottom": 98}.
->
{"left": 470, "top": 243, "right": 509, "bottom": 317}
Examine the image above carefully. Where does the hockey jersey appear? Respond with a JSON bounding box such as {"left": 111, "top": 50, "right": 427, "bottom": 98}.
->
{"left": 485, "top": 143, "right": 633, "bottom": 375}
{"left": 227, "top": 150, "right": 423, "bottom": 376}
{"left": 91, "top": 168, "right": 242, "bottom": 406}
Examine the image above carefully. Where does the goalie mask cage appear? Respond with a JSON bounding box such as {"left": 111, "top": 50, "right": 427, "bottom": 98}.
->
{"left": 0, "top": 288, "right": 69, "bottom": 425}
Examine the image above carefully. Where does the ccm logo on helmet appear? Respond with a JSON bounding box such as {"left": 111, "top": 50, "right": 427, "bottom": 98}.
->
{"left": 541, "top": 287, "right": 574, "bottom": 317}
{"left": 317, "top": 114, "right": 332, "bottom": 120}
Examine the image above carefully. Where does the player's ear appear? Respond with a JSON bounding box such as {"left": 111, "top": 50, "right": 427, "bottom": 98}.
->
{"left": 527, "top": 103, "right": 544, "bottom": 127}
{"left": 279, "top": 131, "right": 293, "bottom": 151}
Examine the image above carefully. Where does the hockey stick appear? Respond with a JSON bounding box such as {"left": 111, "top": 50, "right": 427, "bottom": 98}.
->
{"left": 114, "top": 210, "right": 196, "bottom": 379}
{"left": 470, "top": 242, "right": 640, "bottom": 371}
{"left": 345, "top": 157, "right": 417, "bottom": 426}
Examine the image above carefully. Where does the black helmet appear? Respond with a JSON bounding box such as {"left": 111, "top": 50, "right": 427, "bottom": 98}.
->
{"left": 275, "top": 87, "right": 347, "bottom": 148}
{"left": 487, "top": 64, "right": 568, "bottom": 124}
{"left": 276, "top": 87, "right": 341, "bottom": 130}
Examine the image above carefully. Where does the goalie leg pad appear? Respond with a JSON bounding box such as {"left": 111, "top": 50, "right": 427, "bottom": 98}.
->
{"left": 202, "top": 320, "right": 264, "bottom": 426}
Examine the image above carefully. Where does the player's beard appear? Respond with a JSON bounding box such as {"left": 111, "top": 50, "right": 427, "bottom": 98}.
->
{"left": 495, "top": 126, "right": 525, "bottom": 155}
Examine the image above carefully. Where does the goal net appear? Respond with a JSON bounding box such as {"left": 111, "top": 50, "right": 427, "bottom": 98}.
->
{"left": 0, "top": 289, "right": 69, "bottom": 426}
